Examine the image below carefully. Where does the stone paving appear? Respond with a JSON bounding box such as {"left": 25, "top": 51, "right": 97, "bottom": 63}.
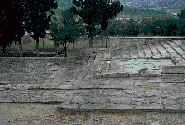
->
{"left": 1, "top": 38, "right": 185, "bottom": 124}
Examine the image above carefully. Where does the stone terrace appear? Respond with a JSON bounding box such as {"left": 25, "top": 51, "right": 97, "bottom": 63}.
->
{"left": 1, "top": 38, "right": 185, "bottom": 124}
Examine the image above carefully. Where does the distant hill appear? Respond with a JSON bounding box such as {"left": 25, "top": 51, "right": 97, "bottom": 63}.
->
{"left": 56, "top": 0, "right": 185, "bottom": 13}
{"left": 57, "top": 0, "right": 72, "bottom": 10}
{"left": 120, "top": 0, "right": 185, "bottom": 14}
{"left": 119, "top": 6, "right": 177, "bottom": 19}
{"left": 56, "top": 0, "right": 178, "bottom": 20}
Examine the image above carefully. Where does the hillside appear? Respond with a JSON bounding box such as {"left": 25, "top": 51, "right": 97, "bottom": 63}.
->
{"left": 57, "top": 0, "right": 72, "bottom": 10}
{"left": 120, "top": 6, "right": 177, "bottom": 19}
{"left": 56, "top": 0, "right": 178, "bottom": 20}
{"left": 120, "top": 0, "right": 185, "bottom": 13}
{"left": 56, "top": 0, "right": 185, "bottom": 13}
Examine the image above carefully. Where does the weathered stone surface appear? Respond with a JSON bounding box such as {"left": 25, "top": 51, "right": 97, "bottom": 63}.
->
{"left": 153, "top": 42, "right": 170, "bottom": 58}
{"left": 151, "top": 121, "right": 160, "bottom": 125}
{"left": 1, "top": 38, "right": 185, "bottom": 124}
{"left": 1, "top": 104, "right": 185, "bottom": 125}
{"left": 1, "top": 39, "right": 185, "bottom": 113}
{"left": 162, "top": 66, "right": 185, "bottom": 74}
{"left": 148, "top": 43, "right": 162, "bottom": 58}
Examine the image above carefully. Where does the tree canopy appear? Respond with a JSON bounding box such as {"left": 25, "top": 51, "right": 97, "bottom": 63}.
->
{"left": 25, "top": 0, "right": 57, "bottom": 40}
{"left": 0, "top": 0, "right": 57, "bottom": 55}
{"left": 72, "top": 0, "right": 123, "bottom": 47}
{"left": 178, "top": 9, "right": 185, "bottom": 19}
{"left": 50, "top": 8, "right": 84, "bottom": 57}
{"left": 0, "top": 0, "right": 25, "bottom": 51}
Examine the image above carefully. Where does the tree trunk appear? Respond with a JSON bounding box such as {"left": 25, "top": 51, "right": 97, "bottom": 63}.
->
{"left": 105, "top": 36, "right": 109, "bottom": 48}
{"left": 88, "top": 26, "right": 94, "bottom": 48}
{"left": 42, "top": 39, "right": 45, "bottom": 48}
{"left": 101, "top": 32, "right": 104, "bottom": 48}
{"left": 64, "top": 41, "right": 67, "bottom": 57}
{"left": 89, "top": 35, "right": 93, "bottom": 48}
{"left": 55, "top": 41, "right": 59, "bottom": 56}
{"left": 18, "top": 40, "right": 23, "bottom": 57}
{"left": 35, "top": 37, "right": 39, "bottom": 57}
{"left": 73, "top": 42, "right": 75, "bottom": 48}
{"left": 2, "top": 47, "right": 6, "bottom": 57}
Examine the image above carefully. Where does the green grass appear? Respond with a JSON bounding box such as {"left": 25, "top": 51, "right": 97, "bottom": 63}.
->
{"left": 31, "top": 39, "right": 54, "bottom": 49}
{"left": 1, "top": 37, "right": 110, "bottom": 57}
{"left": 11, "top": 43, "right": 20, "bottom": 50}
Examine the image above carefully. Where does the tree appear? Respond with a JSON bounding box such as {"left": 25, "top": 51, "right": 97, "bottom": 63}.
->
{"left": 25, "top": 0, "right": 57, "bottom": 57}
{"left": 72, "top": 0, "right": 123, "bottom": 48}
{"left": 0, "top": 0, "right": 57, "bottom": 56}
{"left": 0, "top": 0, "right": 25, "bottom": 55}
{"left": 178, "top": 9, "right": 185, "bottom": 36}
{"left": 178, "top": 9, "right": 185, "bottom": 19}
{"left": 166, "top": 21, "right": 178, "bottom": 36}
{"left": 126, "top": 19, "right": 140, "bottom": 36}
{"left": 50, "top": 9, "right": 84, "bottom": 57}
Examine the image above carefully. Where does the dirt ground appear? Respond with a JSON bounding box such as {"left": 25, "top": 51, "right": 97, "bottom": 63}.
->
{"left": 1, "top": 104, "right": 185, "bottom": 125}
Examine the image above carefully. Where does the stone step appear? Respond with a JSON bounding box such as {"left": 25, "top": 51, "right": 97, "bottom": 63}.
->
{"left": 147, "top": 43, "right": 162, "bottom": 59}
{"left": 137, "top": 44, "right": 145, "bottom": 58}
{"left": 142, "top": 44, "right": 152, "bottom": 58}
{"left": 122, "top": 49, "right": 130, "bottom": 58}
{"left": 0, "top": 58, "right": 65, "bottom": 74}
{"left": 174, "top": 40, "right": 183, "bottom": 46}
{"left": 174, "top": 40, "right": 185, "bottom": 51}
{"left": 161, "top": 42, "right": 182, "bottom": 59}
{"left": 173, "top": 40, "right": 185, "bottom": 60}
{"left": 129, "top": 45, "right": 138, "bottom": 59}
{"left": 153, "top": 42, "right": 170, "bottom": 58}
{"left": 166, "top": 41, "right": 185, "bottom": 59}
{"left": 1, "top": 86, "right": 185, "bottom": 110}
{"left": 161, "top": 74, "right": 185, "bottom": 83}
{"left": 1, "top": 74, "right": 185, "bottom": 91}
{"left": 162, "top": 66, "right": 185, "bottom": 74}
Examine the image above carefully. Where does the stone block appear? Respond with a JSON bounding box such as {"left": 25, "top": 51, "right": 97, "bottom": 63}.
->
{"left": 102, "top": 72, "right": 129, "bottom": 78}
{"left": 162, "top": 66, "right": 185, "bottom": 74}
